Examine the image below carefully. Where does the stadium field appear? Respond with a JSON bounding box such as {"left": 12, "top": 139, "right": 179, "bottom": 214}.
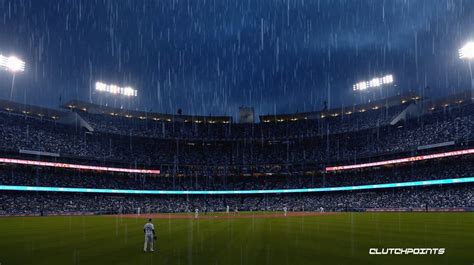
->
{"left": 0, "top": 212, "right": 473, "bottom": 265}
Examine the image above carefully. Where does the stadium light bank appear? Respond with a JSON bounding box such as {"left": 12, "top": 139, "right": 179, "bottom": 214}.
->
{"left": 353, "top": 75, "right": 393, "bottom": 91}
{"left": 0, "top": 54, "right": 25, "bottom": 73}
{"left": 95, "top": 81, "right": 137, "bottom": 97}
{"left": 459, "top": 41, "right": 474, "bottom": 60}
{"left": 459, "top": 41, "right": 474, "bottom": 101}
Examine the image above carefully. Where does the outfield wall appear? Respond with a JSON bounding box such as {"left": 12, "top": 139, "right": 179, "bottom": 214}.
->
{"left": 1, "top": 177, "right": 473, "bottom": 195}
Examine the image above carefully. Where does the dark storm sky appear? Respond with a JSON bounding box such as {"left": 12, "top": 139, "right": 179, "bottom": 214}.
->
{"left": 0, "top": 0, "right": 473, "bottom": 117}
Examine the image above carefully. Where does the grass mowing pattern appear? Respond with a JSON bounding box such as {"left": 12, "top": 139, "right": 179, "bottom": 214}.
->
{"left": 0, "top": 212, "right": 472, "bottom": 265}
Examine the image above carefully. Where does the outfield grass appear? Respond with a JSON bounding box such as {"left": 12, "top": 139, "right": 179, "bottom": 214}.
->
{"left": 0, "top": 212, "right": 473, "bottom": 265}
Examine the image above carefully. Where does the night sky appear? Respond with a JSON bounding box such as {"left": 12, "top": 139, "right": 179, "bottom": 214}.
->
{"left": 0, "top": 0, "right": 473, "bottom": 117}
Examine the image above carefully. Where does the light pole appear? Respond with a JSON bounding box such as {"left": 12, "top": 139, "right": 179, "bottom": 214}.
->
{"left": 0, "top": 54, "right": 25, "bottom": 100}
{"left": 458, "top": 42, "right": 474, "bottom": 102}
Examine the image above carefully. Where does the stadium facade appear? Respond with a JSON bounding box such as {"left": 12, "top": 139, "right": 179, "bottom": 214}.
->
{"left": 0, "top": 90, "right": 473, "bottom": 215}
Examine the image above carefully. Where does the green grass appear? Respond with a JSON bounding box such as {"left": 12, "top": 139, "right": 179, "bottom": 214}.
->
{"left": 0, "top": 212, "right": 473, "bottom": 265}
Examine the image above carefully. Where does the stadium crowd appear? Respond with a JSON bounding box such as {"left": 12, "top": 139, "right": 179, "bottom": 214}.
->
{"left": 0, "top": 102, "right": 472, "bottom": 167}
{"left": 77, "top": 103, "right": 408, "bottom": 140}
{"left": 0, "top": 157, "right": 472, "bottom": 191}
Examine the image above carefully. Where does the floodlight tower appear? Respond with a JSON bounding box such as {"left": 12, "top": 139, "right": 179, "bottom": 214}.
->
{"left": 459, "top": 42, "right": 474, "bottom": 102}
{"left": 352, "top": 74, "right": 394, "bottom": 103}
{"left": 0, "top": 54, "right": 26, "bottom": 100}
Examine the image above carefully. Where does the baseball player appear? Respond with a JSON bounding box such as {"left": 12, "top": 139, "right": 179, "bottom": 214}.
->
{"left": 143, "top": 219, "right": 155, "bottom": 252}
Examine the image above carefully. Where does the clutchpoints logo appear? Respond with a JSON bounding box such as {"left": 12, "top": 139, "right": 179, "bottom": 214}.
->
{"left": 369, "top": 248, "right": 446, "bottom": 255}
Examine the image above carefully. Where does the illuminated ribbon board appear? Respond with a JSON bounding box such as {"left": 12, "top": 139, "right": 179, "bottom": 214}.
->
{"left": 0, "top": 158, "right": 160, "bottom": 174}
{"left": 326, "top": 148, "right": 474, "bottom": 172}
{"left": 0, "top": 177, "right": 472, "bottom": 195}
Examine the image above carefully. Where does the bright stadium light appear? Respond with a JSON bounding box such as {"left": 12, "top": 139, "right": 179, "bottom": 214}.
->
{"left": 0, "top": 54, "right": 26, "bottom": 101}
{"left": 0, "top": 54, "right": 25, "bottom": 72}
{"left": 123, "top": 86, "right": 136, "bottom": 96}
{"left": 382, "top": 75, "right": 393, "bottom": 84}
{"left": 459, "top": 42, "right": 474, "bottom": 59}
{"left": 353, "top": 74, "right": 393, "bottom": 91}
{"left": 95, "top": 81, "right": 137, "bottom": 97}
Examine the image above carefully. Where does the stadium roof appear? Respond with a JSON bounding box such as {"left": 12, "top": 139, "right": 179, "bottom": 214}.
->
{"left": 259, "top": 92, "right": 421, "bottom": 123}
{"left": 0, "top": 89, "right": 468, "bottom": 125}
{"left": 61, "top": 100, "right": 233, "bottom": 124}
{"left": 0, "top": 99, "right": 64, "bottom": 120}
{"left": 426, "top": 90, "right": 471, "bottom": 110}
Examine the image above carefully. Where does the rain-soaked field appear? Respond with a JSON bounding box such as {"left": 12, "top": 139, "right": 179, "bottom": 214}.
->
{"left": 0, "top": 212, "right": 473, "bottom": 265}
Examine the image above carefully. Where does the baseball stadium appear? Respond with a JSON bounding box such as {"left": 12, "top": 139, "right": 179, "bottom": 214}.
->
{"left": 1, "top": 1, "right": 474, "bottom": 265}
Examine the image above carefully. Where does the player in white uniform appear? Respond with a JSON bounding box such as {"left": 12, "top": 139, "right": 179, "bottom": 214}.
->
{"left": 226, "top": 205, "right": 230, "bottom": 214}
{"left": 283, "top": 206, "right": 288, "bottom": 216}
{"left": 143, "top": 219, "right": 155, "bottom": 252}
{"left": 195, "top": 208, "right": 199, "bottom": 218}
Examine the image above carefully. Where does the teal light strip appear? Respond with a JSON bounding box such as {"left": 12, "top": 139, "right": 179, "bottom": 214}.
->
{"left": 0, "top": 177, "right": 472, "bottom": 195}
